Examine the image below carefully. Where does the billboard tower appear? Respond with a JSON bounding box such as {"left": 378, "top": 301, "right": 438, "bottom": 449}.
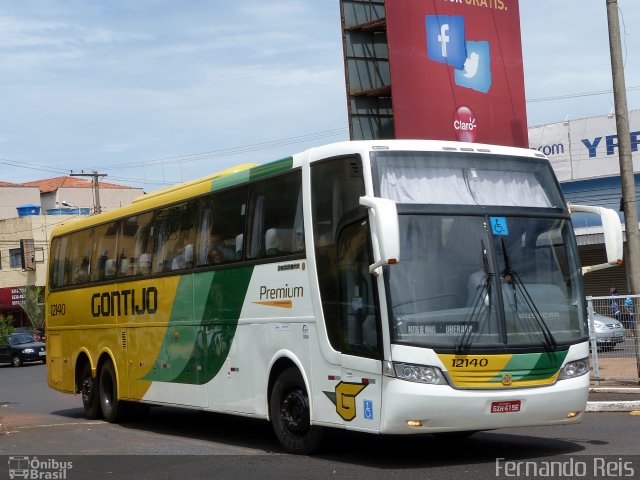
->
{"left": 340, "top": 0, "right": 528, "bottom": 148}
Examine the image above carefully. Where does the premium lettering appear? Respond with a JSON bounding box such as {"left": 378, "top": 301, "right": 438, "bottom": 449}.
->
{"left": 91, "top": 287, "right": 158, "bottom": 317}
{"left": 259, "top": 284, "right": 303, "bottom": 300}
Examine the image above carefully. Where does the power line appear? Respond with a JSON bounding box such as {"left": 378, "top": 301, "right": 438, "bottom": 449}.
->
{"left": 0, "top": 127, "right": 349, "bottom": 187}
{"left": 97, "top": 128, "right": 349, "bottom": 170}
{"left": 527, "top": 85, "right": 640, "bottom": 103}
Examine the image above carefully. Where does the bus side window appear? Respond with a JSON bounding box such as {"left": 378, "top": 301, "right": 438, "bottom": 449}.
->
{"left": 196, "top": 186, "right": 248, "bottom": 266}
{"left": 91, "top": 222, "right": 120, "bottom": 282}
{"left": 63, "top": 228, "right": 93, "bottom": 286}
{"left": 247, "top": 171, "right": 303, "bottom": 260}
{"left": 149, "top": 201, "right": 197, "bottom": 272}
{"left": 50, "top": 236, "right": 68, "bottom": 288}
{"left": 337, "top": 219, "right": 381, "bottom": 358}
{"left": 311, "top": 156, "right": 369, "bottom": 354}
{"left": 124, "top": 211, "right": 154, "bottom": 277}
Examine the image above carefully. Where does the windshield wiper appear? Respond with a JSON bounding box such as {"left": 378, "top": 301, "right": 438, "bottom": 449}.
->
{"left": 457, "top": 241, "right": 493, "bottom": 352}
{"left": 500, "top": 238, "right": 557, "bottom": 350}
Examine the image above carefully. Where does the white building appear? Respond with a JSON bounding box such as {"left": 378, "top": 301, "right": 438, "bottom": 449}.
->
{"left": 0, "top": 176, "right": 144, "bottom": 326}
{"left": 529, "top": 110, "right": 640, "bottom": 295}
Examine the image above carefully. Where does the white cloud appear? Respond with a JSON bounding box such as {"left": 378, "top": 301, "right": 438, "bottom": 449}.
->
{"left": 101, "top": 143, "right": 132, "bottom": 153}
{"left": 2, "top": 0, "right": 637, "bottom": 187}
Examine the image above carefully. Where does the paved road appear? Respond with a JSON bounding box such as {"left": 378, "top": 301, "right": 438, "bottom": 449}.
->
{"left": 1, "top": 363, "right": 639, "bottom": 480}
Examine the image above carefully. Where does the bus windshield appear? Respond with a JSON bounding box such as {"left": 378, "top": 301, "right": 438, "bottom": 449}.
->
{"left": 385, "top": 215, "right": 585, "bottom": 351}
{"left": 371, "top": 151, "right": 585, "bottom": 351}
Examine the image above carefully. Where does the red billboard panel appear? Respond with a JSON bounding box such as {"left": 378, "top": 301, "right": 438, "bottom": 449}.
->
{"left": 386, "top": 0, "right": 527, "bottom": 147}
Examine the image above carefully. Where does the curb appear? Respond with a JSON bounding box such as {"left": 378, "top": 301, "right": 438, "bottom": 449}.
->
{"left": 587, "top": 387, "right": 640, "bottom": 412}
{"left": 586, "top": 401, "right": 640, "bottom": 412}
{"left": 589, "top": 387, "right": 640, "bottom": 394}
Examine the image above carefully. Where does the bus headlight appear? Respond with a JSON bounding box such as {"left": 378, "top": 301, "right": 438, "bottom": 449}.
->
{"left": 558, "top": 357, "right": 589, "bottom": 380}
{"left": 394, "top": 363, "right": 448, "bottom": 385}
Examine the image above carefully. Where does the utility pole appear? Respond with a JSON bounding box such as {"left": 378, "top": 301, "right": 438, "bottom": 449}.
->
{"left": 70, "top": 170, "right": 107, "bottom": 214}
{"left": 606, "top": 0, "right": 640, "bottom": 381}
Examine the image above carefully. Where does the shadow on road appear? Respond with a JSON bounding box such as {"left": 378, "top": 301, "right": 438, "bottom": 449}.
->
{"left": 48, "top": 404, "right": 595, "bottom": 467}
{"left": 49, "top": 407, "right": 89, "bottom": 420}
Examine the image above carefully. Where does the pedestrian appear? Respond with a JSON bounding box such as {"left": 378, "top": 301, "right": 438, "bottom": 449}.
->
{"left": 610, "top": 287, "right": 620, "bottom": 321}
{"left": 623, "top": 296, "right": 636, "bottom": 337}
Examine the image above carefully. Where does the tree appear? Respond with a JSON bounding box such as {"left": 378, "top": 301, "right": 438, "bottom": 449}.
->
{"left": 19, "top": 286, "right": 44, "bottom": 330}
{"left": 0, "top": 314, "right": 14, "bottom": 344}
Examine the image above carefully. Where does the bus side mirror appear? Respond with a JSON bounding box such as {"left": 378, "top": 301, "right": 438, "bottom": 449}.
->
{"left": 359, "top": 196, "right": 400, "bottom": 274}
{"left": 568, "top": 203, "right": 623, "bottom": 274}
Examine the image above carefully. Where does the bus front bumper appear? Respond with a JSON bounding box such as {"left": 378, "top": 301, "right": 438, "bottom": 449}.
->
{"left": 379, "top": 374, "right": 589, "bottom": 434}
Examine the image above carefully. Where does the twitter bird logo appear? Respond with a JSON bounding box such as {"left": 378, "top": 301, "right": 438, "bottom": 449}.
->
{"left": 455, "top": 41, "right": 491, "bottom": 93}
{"left": 462, "top": 51, "right": 480, "bottom": 78}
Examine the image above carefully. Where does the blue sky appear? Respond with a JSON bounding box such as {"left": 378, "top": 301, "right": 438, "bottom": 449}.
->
{"left": 0, "top": 0, "right": 638, "bottom": 190}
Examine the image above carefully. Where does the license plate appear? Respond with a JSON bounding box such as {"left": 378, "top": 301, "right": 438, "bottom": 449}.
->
{"left": 490, "top": 400, "right": 521, "bottom": 413}
{"left": 38, "top": 351, "right": 46, "bottom": 356}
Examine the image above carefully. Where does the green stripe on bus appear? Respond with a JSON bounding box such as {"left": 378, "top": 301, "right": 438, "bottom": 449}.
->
{"left": 489, "top": 350, "right": 568, "bottom": 382}
{"left": 142, "top": 266, "right": 254, "bottom": 384}
{"left": 210, "top": 157, "right": 293, "bottom": 192}
{"left": 210, "top": 170, "right": 252, "bottom": 191}
{"left": 249, "top": 157, "right": 293, "bottom": 180}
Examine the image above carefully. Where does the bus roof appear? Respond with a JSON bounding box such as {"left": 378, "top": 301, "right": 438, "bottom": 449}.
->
{"left": 48, "top": 156, "right": 295, "bottom": 237}
{"left": 48, "top": 140, "right": 547, "bottom": 237}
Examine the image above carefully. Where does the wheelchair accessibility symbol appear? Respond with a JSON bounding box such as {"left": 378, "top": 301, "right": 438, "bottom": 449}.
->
{"left": 364, "top": 400, "right": 373, "bottom": 420}
{"left": 490, "top": 217, "right": 509, "bottom": 236}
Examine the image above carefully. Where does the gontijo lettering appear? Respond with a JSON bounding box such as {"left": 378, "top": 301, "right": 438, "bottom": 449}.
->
{"left": 91, "top": 287, "right": 158, "bottom": 317}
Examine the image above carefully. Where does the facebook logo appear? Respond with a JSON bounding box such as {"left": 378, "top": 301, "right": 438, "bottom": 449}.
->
{"left": 426, "top": 15, "right": 466, "bottom": 69}
{"left": 454, "top": 41, "right": 492, "bottom": 93}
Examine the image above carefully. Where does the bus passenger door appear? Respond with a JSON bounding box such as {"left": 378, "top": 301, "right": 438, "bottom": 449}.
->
{"left": 337, "top": 219, "right": 382, "bottom": 432}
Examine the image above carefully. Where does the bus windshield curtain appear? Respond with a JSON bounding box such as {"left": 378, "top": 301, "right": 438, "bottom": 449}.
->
{"left": 379, "top": 161, "right": 552, "bottom": 208}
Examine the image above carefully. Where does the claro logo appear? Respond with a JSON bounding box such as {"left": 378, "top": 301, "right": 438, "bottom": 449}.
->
{"left": 91, "top": 287, "right": 158, "bottom": 317}
{"left": 453, "top": 106, "right": 478, "bottom": 142}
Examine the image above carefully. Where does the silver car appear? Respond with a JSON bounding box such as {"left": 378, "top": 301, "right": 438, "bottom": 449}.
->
{"left": 589, "top": 312, "right": 627, "bottom": 350}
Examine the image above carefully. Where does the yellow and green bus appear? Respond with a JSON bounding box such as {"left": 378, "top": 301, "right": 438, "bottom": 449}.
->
{"left": 46, "top": 140, "right": 622, "bottom": 453}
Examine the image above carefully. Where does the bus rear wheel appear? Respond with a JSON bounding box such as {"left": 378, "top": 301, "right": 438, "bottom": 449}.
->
{"left": 99, "top": 361, "right": 122, "bottom": 422}
{"left": 80, "top": 363, "right": 101, "bottom": 419}
{"left": 270, "top": 367, "right": 323, "bottom": 454}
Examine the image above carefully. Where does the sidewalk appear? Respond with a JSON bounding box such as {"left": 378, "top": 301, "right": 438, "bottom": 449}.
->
{"left": 591, "top": 356, "right": 639, "bottom": 382}
{"left": 587, "top": 387, "right": 640, "bottom": 412}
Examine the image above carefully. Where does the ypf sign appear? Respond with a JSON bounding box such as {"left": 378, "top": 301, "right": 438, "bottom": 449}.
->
{"left": 386, "top": 0, "right": 527, "bottom": 147}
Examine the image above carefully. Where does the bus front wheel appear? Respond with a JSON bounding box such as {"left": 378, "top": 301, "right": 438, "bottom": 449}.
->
{"left": 270, "top": 367, "right": 323, "bottom": 454}
{"left": 99, "top": 361, "right": 122, "bottom": 422}
{"left": 80, "top": 363, "right": 101, "bottom": 419}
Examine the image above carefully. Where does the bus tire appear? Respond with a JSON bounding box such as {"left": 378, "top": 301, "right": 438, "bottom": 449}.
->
{"left": 99, "top": 361, "right": 122, "bottom": 422}
{"left": 80, "top": 363, "right": 101, "bottom": 420}
{"left": 270, "top": 367, "right": 323, "bottom": 454}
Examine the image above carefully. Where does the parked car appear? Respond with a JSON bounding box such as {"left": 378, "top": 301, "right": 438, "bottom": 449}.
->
{"left": 589, "top": 312, "right": 626, "bottom": 350}
{"left": 12, "top": 327, "right": 45, "bottom": 342}
{"left": 0, "top": 333, "right": 46, "bottom": 367}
